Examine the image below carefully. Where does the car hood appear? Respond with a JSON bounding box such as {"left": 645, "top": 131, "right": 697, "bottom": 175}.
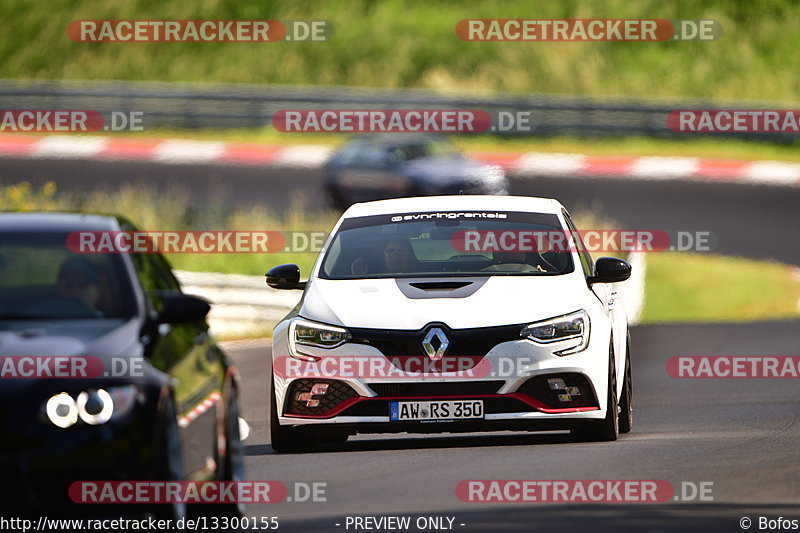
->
{"left": 0, "top": 318, "right": 145, "bottom": 396}
{"left": 0, "top": 318, "right": 142, "bottom": 358}
{"left": 301, "top": 275, "right": 590, "bottom": 330}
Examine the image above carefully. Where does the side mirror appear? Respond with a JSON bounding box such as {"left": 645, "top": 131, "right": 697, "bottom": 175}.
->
{"left": 156, "top": 293, "right": 210, "bottom": 324}
{"left": 587, "top": 257, "right": 632, "bottom": 284}
{"left": 266, "top": 263, "right": 306, "bottom": 290}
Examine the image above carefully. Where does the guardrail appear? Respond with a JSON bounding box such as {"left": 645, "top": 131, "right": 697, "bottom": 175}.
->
{"left": 175, "top": 270, "right": 300, "bottom": 339}
{"left": 0, "top": 79, "right": 795, "bottom": 141}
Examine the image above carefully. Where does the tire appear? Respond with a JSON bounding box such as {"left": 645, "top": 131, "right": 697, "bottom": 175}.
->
{"left": 325, "top": 183, "right": 348, "bottom": 211}
{"left": 151, "top": 395, "right": 187, "bottom": 520}
{"left": 269, "top": 371, "right": 319, "bottom": 453}
{"left": 571, "top": 345, "right": 619, "bottom": 442}
{"left": 618, "top": 334, "right": 633, "bottom": 434}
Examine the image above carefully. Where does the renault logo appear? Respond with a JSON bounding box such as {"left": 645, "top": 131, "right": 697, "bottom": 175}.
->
{"left": 422, "top": 327, "right": 449, "bottom": 361}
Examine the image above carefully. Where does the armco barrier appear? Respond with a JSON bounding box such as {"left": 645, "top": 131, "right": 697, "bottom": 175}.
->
{"left": 174, "top": 270, "right": 301, "bottom": 338}
{"left": 0, "top": 79, "right": 796, "bottom": 141}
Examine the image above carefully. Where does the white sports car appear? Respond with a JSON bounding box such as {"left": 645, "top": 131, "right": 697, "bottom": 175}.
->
{"left": 266, "top": 195, "right": 633, "bottom": 452}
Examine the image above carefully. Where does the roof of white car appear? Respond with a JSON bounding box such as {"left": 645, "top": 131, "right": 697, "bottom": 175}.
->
{"left": 343, "top": 195, "right": 564, "bottom": 218}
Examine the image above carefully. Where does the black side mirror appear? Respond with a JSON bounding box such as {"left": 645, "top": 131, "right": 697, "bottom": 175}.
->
{"left": 588, "top": 257, "right": 632, "bottom": 284}
{"left": 156, "top": 293, "right": 210, "bottom": 324}
{"left": 266, "top": 263, "right": 306, "bottom": 290}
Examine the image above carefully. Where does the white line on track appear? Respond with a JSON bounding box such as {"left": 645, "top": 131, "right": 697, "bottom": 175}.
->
{"left": 153, "top": 139, "right": 227, "bottom": 163}
{"left": 32, "top": 136, "right": 108, "bottom": 158}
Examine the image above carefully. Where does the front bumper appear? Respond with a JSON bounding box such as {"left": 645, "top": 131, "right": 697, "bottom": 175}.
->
{"left": 0, "top": 399, "right": 159, "bottom": 515}
{"left": 271, "top": 325, "right": 611, "bottom": 434}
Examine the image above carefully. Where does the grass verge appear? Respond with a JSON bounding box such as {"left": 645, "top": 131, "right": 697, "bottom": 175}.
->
{"left": 643, "top": 252, "right": 800, "bottom": 323}
{"left": 3, "top": 1, "right": 800, "bottom": 102}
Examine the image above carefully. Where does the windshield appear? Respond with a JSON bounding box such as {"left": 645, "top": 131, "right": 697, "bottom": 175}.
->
{"left": 319, "top": 211, "right": 575, "bottom": 279}
{"left": 0, "top": 233, "right": 138, "bottom": 319}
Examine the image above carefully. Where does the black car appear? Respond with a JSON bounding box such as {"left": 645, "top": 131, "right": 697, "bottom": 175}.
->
{"left": 324, "top": 134, "right": 508, "bottom": 209}
{"left": 0, "top": 213, "right": 244, "bottom": 518}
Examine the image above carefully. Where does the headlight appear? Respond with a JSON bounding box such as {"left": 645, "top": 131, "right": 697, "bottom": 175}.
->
{"left": 43, "top": 385, "right": 139, "bottom": 428}
{"left": 45, "top": 392, "right": 79, "bottom": 428}
{"left": 289, "top": 318, "right": 351, "bottom": 361}
{"left": 520, "top": 310, "right": 590, "bottom": 356}
{"left": 77, "top": 389, "right": 114, "bottom": 425}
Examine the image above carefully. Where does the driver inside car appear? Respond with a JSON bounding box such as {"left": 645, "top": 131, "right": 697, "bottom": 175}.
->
{"left": 24, "top": 257, "right": 104, "bottom": 318}
{"left": 351, "top": 237, "right": 420, "bottom": 275}
{"left": 481, "top": 250, "right": 551, "bottom": 272}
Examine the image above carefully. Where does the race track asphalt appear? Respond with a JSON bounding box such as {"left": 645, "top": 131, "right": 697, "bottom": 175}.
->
{"left": 230, "top": 320, "right": 800, "bottom": 532}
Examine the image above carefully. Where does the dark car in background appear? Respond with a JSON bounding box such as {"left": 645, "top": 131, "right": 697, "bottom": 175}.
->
{"left": 324, "top": 134, "right": 508, "bottom": 209}
{"left": 0, "top": 213, "right": 244, "bottom": 518}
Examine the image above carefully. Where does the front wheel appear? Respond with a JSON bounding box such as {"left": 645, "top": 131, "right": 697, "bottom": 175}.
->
{"left": 572, "top": 345, "right": 619, "bottom": 442}
{"left": 618, "top": 335, "right": 633, "bottom": 434}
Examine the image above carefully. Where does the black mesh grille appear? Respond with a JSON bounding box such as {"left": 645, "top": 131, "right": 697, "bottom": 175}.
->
{"left": 349, "top": 323, "right": 523, "bottom": 371}
{"left": 368, "top": 381, "right": 505, "bottom": 397}
{"left": 285, "top": 379, "right": 359, "bottom": 416}
{"left": 516, "top": 373, "right": 598, "bottom": 409}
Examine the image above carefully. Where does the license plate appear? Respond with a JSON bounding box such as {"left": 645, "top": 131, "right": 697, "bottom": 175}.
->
{"left": 389, "top": 400, "right": 484, "bottom": 421}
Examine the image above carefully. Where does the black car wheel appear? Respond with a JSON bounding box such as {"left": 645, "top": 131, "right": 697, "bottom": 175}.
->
{"left": 325, "top": 182, "right": 349, "bottom": 211}
{"left": 618, "top": 334, "right": 634, "bottom": 434}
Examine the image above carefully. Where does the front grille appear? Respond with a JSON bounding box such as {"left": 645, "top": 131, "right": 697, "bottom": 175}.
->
{"left": 516, "top": 373, "right": 599, "bottom": 409}
{"left": 368, "top": 381, "right": 505, "bottom": 397}
{"left": 284, "top": 379, "right": 358, "bottom": 416}
{"left": 349, "top": 323, "right": 523, "bottom": 371}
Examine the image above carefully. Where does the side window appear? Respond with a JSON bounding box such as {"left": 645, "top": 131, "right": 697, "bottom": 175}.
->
{"left": 130, "top": 253, "right": 181, "bottom": 292}
{"left": 426, "top": 139, "right": 457, "bottom": 157}
{"left": 402, "top": 143, "right": 427, "bottom": 160}
{"left": 562, "top": 209, "right": 594, "bottom": 277}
